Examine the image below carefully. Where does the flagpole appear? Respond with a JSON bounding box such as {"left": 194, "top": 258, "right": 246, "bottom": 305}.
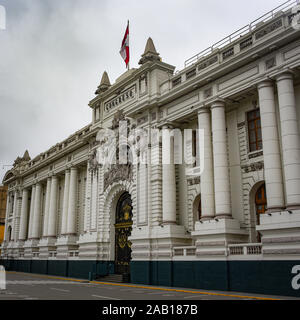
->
{"left": 127, "top": 20, "right": 130, "bottom": 71}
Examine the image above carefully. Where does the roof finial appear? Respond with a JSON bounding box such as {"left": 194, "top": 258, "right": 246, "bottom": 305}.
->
{"left": 95, "top": 71, "right": 111, "bottom": 94}
{"left": 23, "top": 150, "right": 30, "bottom": 161}
{"left": 139, "top": 37, "right": 161, "bottom": 65}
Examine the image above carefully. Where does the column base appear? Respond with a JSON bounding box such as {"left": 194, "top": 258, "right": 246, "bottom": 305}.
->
{"left": 77, "top": 232, "right": 108, "bottom": 260}
{"left": 130, "top": 225, "right": 191, "bottom": 260}
{"left": 38, "top": 237, "right": 57, "bottom": 259}
{"left": 267, "top": 206, "right": 285, "bottom": 214}
{"left": 192, "top": 218, "right": 248, "bottom": 257}
{"left": 55, "top": 235, "right": 79, "bottom": 259}
{"left": 6, "top": 241, "right": 19, "bottom": 259}
{"left": 200, "top": 216, "right": 215, "bottom": 222}
{"left": 256, "top": 209, "right": 300, "bottom": 257}
{"left": 23, "top": 239, "right": 40, "bottom": 259}
{"left": 16, "top": 240, "right": 25, "bottom": 258}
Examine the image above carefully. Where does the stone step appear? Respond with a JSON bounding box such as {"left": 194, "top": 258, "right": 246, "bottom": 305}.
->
{"left": 96, "top": 274, "right": 124, "bottom": 283}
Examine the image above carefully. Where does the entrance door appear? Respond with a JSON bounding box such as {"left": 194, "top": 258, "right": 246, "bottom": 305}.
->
{"left": 115, "top": 192, "right": 132, "bottom": 274}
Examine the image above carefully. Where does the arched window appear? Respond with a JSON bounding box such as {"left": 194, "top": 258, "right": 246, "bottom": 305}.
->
{"left": 255, "top": 183, "right": 267, "bottom": 225}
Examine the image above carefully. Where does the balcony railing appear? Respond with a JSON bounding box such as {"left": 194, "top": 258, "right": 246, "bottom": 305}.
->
{"left": 228, "top": 243, "right": 262, "bottom": 256}
{"left": 184, "top": 0, "right": 299, "bottom": 67}
{"left": 173, "top": 243, "right": 262, "bottom": 258}
{"left": 173, "top": 246, "right": 196, "bottom": 257}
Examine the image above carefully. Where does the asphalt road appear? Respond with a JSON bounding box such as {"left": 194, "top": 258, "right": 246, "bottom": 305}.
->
{"left": 0, "top": 271, "right": 297, "bottom": 301}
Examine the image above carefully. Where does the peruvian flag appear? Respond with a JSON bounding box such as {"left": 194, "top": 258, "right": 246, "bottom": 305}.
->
{"left": 120, "top": 21, "right": 129, "bottom": 68}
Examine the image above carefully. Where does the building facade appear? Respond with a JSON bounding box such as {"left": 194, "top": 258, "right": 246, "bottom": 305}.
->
{"left": 1, "top": 2, "right": 300, "bottom": 297}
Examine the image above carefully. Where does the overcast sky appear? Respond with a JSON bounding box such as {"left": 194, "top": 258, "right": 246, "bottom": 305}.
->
{"left": 0, "top": 0, "right": 286, "bottom": 182}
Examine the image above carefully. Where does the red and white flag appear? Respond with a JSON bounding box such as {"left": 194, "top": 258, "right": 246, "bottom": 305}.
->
{"left": 120, "top": 21, "right": 129, "bottom": 68}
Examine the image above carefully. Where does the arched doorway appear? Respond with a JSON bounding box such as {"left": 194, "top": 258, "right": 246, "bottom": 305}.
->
{"left": 255, "top": 183, "right": 267, "bottom": 242}
{"left": 115, "top": 192, "right": 132, "bottom": 275}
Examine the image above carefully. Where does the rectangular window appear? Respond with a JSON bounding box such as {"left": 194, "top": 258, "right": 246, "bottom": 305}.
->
{"left": 192, "top": 130, "right": 199, "bottom": 167}
{"left": 247, "top": 109, "right": 262, "bottom": 152}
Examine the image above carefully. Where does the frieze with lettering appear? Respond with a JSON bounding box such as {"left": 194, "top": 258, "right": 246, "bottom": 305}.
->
{"left": 104, "top": 85, "right": 136, "bottom": 112}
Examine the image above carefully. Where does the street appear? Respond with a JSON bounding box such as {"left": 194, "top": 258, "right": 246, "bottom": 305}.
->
{"left": 0, "top": 271, "right": 297, "bottom": 300}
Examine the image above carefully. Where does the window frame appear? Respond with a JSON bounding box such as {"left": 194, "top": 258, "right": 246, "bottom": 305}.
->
{"left": 246, "top": 108, "right": 262, "bottom": 153}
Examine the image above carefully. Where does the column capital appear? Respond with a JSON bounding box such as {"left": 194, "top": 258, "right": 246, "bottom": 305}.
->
{"left": 257, "top": 80, "right": 274, "bottom": 90}
{"left": 197, "top": 106, "right": 211, "bottom": 115}
{"left": 275, "top": 71, "right": 294, "bottom": 82}
{"left": 210, "top": 99, "right": 225, "bottom": 110}
{"left": 161, "top": 123, "right": 175, "bottom": 130}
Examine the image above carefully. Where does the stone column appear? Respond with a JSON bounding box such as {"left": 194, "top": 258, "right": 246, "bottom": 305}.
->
{"left": 257, "top": 81, "right": 285, "bottom": 212}
{"left": 42, "top": 177, "right": 52, "bottom": 237}
{"left": 276, "top": 72, "right": 300, "bottom": 210}
{"left": 211, "top": 101, "right": 231, "bottom": 218}
{"left": 198, "top": 107, "right": 215, "bottom": 220}
{"left": 31, "top": 183, "right": 42, "bottom": 239}
{"left": 61, "top": 170, "right": 70, "bottom": 235}
{"left": 28, "top": 185, "right": 36, "bottom": 239}
{"left": 66, "top": 167, "right": 78, "bottom": 235}
{"left": 47, "top": 176, "right": 58, "bottom": 237}
{"left": 162, "top": 126, "right": 176, "bottom": 225}
{"left": 83, "top": 165, "right": 91, "bottom": 232}
{"left": 3, "top": 195, "right": 10, "bottom": 242}
{"left": 19, "top": 189, "right": 29, "bottom": 241}
{"left": 11, "top": 190, "right": 18, "bottom": 241}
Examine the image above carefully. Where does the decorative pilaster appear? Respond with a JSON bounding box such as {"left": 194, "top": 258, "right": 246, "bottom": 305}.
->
{"left": 198, "top": 107, "right": 215, "bottom": 220}
{"left": 3, "top": 195, "right": 10, "bottom": 242}
{"left": 11, "top": 190, "right": 18, "bottom": 241}
{"left": 31, "top": 183, "right": 42, "bottom": 239}
{"left": 19, "top": 189, "right": 29, "bottom": 241}
{"left": 211, "top": 100, "right": 231, "bottom": 218}
{"left": 257, "top": 81, "right": 285, "bottom": 212}
{"left": 28, "top": 185, "right": 36, "bottom": 239}
{"left": 90, "top": 169, "right": 99, "bottom": 231}
{"left": 67, "top": 167, "right": 78, "bottom": 235}
{"left": 83, "top": 165, "right": 91, "bottom": 232}
{"left": 47, "top": 176, "right": 58, "bottom": 237}
{"left": 42, "top": 177, "right": 51, "bottom": 237}
{"left": 61, "top": 170, "right": 70, "bottom": 235}
{"left": 162, "top": 126, "right": 176, "bottom": 225}
{"left": 276, "top": 72, "right": 300, "bottom": 210}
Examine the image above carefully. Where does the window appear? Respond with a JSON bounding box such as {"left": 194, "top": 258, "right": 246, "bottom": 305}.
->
{"left": 192, "top": 129, "right": 199, "bottom": 167}
{"left": 256, "top": 183, "right": 267, "bottom": 218}
{"left": 247, "top": 109, "right": 262, "bottom": 152}
{"left": 9, "top": 194, "right": 14, "bottom": 214}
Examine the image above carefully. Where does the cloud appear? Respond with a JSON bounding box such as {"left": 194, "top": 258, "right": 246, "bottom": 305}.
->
{"left": 0, "top": 0, "right": 285, "bottom": 182}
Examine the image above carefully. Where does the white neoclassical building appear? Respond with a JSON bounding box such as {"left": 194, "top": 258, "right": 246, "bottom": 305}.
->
{"left": 1, "top": 1, "right": 300, "bottom": 297}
